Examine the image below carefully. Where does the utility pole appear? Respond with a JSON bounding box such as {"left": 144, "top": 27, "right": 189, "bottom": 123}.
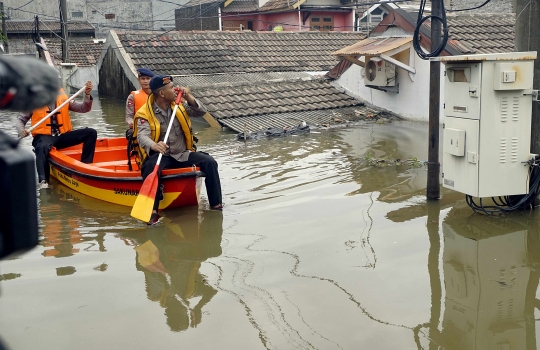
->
{"left": 60, "top": 0, "right": 68, "bottom": 62}
{"left": 515, "top": 0, "right": 540, "bottom": 154}
{"left": 426, "top": 0, "right": 442, "bottom": 200}
{"left": 0, "top": 2, "right": 8, "bottom": 54}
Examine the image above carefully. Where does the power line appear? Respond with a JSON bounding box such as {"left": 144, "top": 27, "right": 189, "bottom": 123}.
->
{"left": 13, "top": 0, "right": 35, "bottom": 11}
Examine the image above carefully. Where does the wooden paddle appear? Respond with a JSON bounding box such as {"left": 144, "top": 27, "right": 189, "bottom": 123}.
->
{"left": 23, "top": 85, "right": 87, "bottom": 136}
{"left": 131, "top": 91, "right": 183, "bottom": 222}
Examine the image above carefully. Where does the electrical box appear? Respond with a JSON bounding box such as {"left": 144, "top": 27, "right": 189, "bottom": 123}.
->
{"left": 364, "top": 58, "right": 396, "bottom": 87}
{"left": 437, "top": 52, "right": 537, "bottom": 198}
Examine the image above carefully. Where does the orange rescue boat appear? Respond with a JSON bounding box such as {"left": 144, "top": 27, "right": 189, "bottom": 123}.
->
{"left": 48, "top": 137, "right": 203, "bottom": 209}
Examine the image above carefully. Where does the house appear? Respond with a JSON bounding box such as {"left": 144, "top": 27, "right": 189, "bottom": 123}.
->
{"left": 4, "top": 20, "right": 95, "bottom": 55}
{"left": 330, "top": 9, "right": 516, "bottom": 121}
{"left": 98, "top": 30, "right": 375, "bottom": 132}
{"left": 175, "top": 0, "right": 365, "bottom": 32}
{"left": 41, "top": 38, "right": 106, "bottom": 93}
{"left": 0, "top": 0, "right": 186, "bottom": 37}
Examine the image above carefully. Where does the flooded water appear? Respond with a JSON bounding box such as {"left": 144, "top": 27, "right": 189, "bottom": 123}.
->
{"left": 1, "top": 96, "right": 540, "bottom": 349}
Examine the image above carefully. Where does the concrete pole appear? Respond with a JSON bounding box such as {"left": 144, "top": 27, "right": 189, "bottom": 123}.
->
{"left": 60, "top": 0, "right": 69, "bottom": 62}
{"left": 1, "top": 2, "right": 8, "bottom": 54}
{"left": 427, "top": 0, "right": 442, "bottom": 200}
{"left": 515, "top": 0, "right": 540, "bottom": 154}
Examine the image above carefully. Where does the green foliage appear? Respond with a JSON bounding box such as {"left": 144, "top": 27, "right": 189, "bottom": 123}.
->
{"left": 365, "top": 155, "right": 424, "bottom": 169}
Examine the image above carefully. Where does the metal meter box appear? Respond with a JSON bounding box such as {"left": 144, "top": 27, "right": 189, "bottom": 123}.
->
{"left": 436, "top": 52, "right": 537, "bottom": 198}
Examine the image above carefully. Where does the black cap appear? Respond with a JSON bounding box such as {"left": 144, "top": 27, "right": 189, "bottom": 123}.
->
{"left": 136, "top": 67, "right": 155, "bottom": 78}
{"left": 150, "top": 75, "right": 173, "bottom": 92}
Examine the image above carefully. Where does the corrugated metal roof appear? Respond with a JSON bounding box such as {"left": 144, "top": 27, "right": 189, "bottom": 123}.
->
{"left": 220, "top": 106, "right": 378, "bottom": 133}
{"left": 332, "top": 36, "right": 412, "bottom": 56}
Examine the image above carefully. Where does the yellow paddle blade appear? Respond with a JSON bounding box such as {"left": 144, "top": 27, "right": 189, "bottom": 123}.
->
{"left": 131, "top": 194, "right": 155, "bottom": 222}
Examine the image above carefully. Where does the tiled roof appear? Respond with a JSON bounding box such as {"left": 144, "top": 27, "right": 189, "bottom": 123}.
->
{"left": 220, "top": 106, "right": 374, "bottom": 132}
{"left": 118, "top": 31, "right": 365, "bottom": 75}
{"left": 44, "top": 39, "right": 105, "bottom": 66}
{"left": 446, "top": 14, "right": 515, "bottom": 54}
{"left": 449, "top": 0, "right": 513, "bottom": 13}
{"left": 259, "top": 0, "right": 300, "bottom": 12}
{"left": 222, "top": 0, "right": 259, "bottom": 13}
{"left": 174, "top": 71, "right": 316, "bottom": 88}
{"left": 5, "top": 20, "right": 95, "bottom": 34}
{"left": 194, "top": 78, "right": 362, "bottom": 120}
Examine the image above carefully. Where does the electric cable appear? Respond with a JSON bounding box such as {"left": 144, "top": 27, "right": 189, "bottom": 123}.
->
{"left": 412, "top": 0, "right": 448, "bottom": 60}
{"left": 466, "top": 156, "right": 540, "bottom": 215}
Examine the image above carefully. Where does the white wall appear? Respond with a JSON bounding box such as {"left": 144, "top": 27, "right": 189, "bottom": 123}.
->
{"left": 335, "top": 54, "right": 446, "bottom": 122}
{"left": 64, "top": 66, "right": 99, "bottom": 94}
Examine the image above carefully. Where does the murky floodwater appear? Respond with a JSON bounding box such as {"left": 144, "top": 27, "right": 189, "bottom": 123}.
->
{"left": 1, "top": 96, "right": 540, "bottom": 349}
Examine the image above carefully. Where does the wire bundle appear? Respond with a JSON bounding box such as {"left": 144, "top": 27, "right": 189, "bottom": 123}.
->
{"left": 412, "top": 0, "right": 449, "bottom": 60}
{"left": 466, "top": 157, "right": 540, "bottom": 215}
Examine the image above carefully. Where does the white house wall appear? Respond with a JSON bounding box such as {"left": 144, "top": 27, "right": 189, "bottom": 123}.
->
{"left": 336, "top": 55, "right": 446, "bottom": 123}
{"left": 65, "top": 66, "right": 99, "bottom": 94}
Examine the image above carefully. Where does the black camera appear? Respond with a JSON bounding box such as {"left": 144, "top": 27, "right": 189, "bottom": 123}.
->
{"left": 0, "top": 130, "right": 39, "bottom": 259}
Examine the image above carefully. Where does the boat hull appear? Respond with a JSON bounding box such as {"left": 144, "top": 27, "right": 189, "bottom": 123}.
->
{"left": 48, "top": 137, "right": 203, "bottom": 209}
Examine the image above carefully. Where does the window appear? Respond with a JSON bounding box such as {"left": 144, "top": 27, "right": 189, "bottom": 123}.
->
{"left": 92, "top": 10, "right": 97, "bottom": 14}
{"left": 105, "top": 13, "right": 115, "bottom": 19}
{"left": 310, "top": 16, "right": 333, "bottom": 31}
{"left": 72, "top": 11, "right": 83, "bottom": 18}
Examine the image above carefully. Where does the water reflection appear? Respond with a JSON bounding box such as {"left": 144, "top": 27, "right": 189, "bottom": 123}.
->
{"left": 40, "top": 186, "right": 107, "bottom": 259}
{"left": 425, "top": 206, "right": 540, "bottom": 349}
{"left": 124, "top": 208, "right": 223, "bottom": 332}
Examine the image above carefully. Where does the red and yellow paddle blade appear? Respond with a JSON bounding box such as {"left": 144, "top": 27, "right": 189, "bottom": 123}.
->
{"left": 131, "top": 165, "right": 159, "bottom": 222}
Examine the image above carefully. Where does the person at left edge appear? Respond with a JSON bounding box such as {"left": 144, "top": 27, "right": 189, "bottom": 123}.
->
{"left": 16, "top": 80, "right": 97, "bottom": 189}
{"left": 126, "top": 67, "right": 155, "bottom": 129}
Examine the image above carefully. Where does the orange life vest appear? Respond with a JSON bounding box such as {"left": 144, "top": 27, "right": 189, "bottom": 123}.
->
{"left": 130, "top": 89, "right": 149, "bottom": 115}
{"left": 31, "top": 89, "right": 72, "bottom": 137}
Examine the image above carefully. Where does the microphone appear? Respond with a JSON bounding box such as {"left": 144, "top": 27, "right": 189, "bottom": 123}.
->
{"left": 0, "top": 55, "right": 60, "bottom": 112}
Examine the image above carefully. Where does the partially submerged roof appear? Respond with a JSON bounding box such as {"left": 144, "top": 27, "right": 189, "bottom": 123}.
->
{"left": 116, "top": 30, "right": 365, "bottom": 75}
{"left": 44, "top": 39, "right": 105, "bottom": 67}
{"left": 194, "top": 78, "right": 361, "bottom": 119}
{"left": 173, "top": 72, "right": 367, "bottom": 132}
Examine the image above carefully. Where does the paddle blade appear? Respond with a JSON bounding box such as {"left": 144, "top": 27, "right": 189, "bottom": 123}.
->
{"left": 131, "top": 165, "right": 159, "bottom": 222}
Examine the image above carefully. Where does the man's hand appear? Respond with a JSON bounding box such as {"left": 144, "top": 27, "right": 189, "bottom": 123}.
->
{"left": 128, "top": 121, "right": 133, "bottom": 129}
{"left": 85, "top": 81, "right": 93, "bottom": 96}
{"left": 151, "top": 141, "right": 168, "bottom": 154}
{"left": 175, "top": 86, "right": 196, "bottom": 106}
{"left": 20, "top": 129, "right": 30, "bottom": 138}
